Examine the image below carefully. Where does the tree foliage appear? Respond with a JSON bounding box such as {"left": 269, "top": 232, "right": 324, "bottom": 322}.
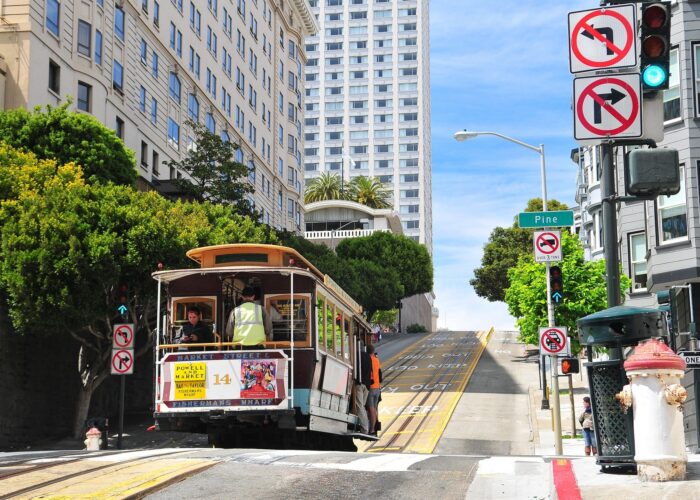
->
{"left": 336, "top": 231, "right": 433, "bottom": 299}
{"left": 166, "top": 119, "right": 255, "bottom": 216}
{"left": 471, "top": 198, "right": 569, "bottom": 302}
{"left": 347, "top": 176, "right": 392, "bottom": 209}
{"left": 371, "top": 309, "right": 398, "bottom": 328}
{"left": 304, "top": 172, "right": 344, "bottom": 204}
{"left": 0, "top": 104, "right": 136, "bottom": 186}
{"left": 504, "top": 231, "right": 630, "bottom": 351}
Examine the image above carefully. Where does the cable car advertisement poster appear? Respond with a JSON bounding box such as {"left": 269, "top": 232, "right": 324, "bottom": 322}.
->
{"left": 159, "top": 350, "right": 288, "bottom": 411}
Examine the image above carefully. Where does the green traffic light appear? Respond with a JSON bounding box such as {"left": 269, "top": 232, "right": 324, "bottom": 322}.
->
{"left": 642, "top": 64, "right": 667, "bottom": 88}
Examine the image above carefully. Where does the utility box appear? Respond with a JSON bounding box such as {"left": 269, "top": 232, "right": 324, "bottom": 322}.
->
{"left": 625, "top": 149, "right": 680, "bottom": 197}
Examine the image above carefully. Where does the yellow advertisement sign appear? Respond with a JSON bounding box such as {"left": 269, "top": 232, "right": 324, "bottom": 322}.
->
{"left": 174, "top": 362, "right": 206, "bottom": 382}
{"left": 174, "top": 381, "right": 206, "bottom": 400}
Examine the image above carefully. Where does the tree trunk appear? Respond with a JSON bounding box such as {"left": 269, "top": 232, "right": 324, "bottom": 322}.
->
{"left": 72, "top": 383, "right": 95, "bottom": 438}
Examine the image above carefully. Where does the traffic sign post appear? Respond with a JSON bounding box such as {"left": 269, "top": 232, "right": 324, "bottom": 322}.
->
{"left": 569, "top": 5, "right": 637, "bottom": 74}
{"left": 111, "top": 322, "right": 135, "bottom": 450}
{"left": 574, "top": 73, "right": 642, "bottom": 144}
{"left": 534, "top": 231, "right": 562, "bottom": 262}
{"left": 518, "top": 210, "right": 574, "bottom": 229}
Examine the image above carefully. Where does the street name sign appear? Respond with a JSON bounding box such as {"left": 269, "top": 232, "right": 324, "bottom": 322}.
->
{"left": 519, "top": 211, "right": 574, "bottom": 229}
{"left": 574, "top": 73, "right": 642, "bottom": 145}
{"left": 534, "top": 230, "right": 562, "bottom": 262}
{"left": 679, "top": 351, "right": 700, "bottom": 369}
{"left": 539, "top": 327, "right": 570, "bottom": 356}
{"left": 568, "top": 5, "right": 637, "bottom": 74}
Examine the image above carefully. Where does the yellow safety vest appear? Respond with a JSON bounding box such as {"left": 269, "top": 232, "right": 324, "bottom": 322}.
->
{"left": 233, "top": 302, "right": 266, "bottom": 346}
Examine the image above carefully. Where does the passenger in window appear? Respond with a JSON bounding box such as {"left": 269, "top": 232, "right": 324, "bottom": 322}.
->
{"left": 178, "top": 306, "right": 213, "bottom": 350}
{"left": 225, "top": 286, "right": 270, "bottom": 347}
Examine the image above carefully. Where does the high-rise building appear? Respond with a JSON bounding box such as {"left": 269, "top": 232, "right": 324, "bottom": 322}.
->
{"left": 0, "top": 0, "right": 316, "bottom": 233}
{"left": 302, "top": 0, "right": 432, "bottom": 250}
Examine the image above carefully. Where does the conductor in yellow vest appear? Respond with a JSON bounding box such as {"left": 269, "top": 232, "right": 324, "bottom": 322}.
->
{"left": 225, "top": 286, "right": 271, "bottom": 347}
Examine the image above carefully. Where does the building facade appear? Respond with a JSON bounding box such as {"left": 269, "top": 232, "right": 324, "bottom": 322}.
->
{"left": 301, "top": 0, "right": 432, "bottom": 250}
{"left": 0, "top": 0, "right": 316, "bottom": 233}
{"left": 572, "top": 0, "right": 700, "bottom": 450}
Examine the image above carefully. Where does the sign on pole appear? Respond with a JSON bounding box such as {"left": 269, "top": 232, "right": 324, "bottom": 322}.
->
{"left": 568, "top": 5, "right": 637, "bottom": 74}
{"left": 519, "top": 211, "right": 575, "bottom": 229}
{"left": 111, "top": 349, "right": 135, "bottom": 375}
{"left": 574, "top": 73, "right": 642, "bottom": 145}
{"left": 679, "top": 351, "right": 700, "bottom": 369}
{"left": 534, "top": 230, "right": 562, "bottom": 262}
{"left": 539, "top": 327, "right": 570, "bottom": 357}
{"left": 113, "top": 323, "right": 135, "bottom": 349}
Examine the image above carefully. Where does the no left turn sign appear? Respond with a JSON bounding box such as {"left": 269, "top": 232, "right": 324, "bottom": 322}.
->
{"left": 534, "top": 231, "right": 562, "bottom": 262}
{"left": 539, "top": 327, "right": 570, "bottom": 356}
{"left": 569, "top": 5, "right": 637, "bottom": 73}
{"left": 113, "top": 323, "right": 135, "bottom": 349}
{"left": 111, "top": 349, "right": 134, "bottom": 375}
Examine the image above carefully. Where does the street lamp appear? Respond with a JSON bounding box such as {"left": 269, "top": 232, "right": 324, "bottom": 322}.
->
{"left": 330, "top": 218, "right": 369, "bottom": 249}
{"left": 453, "top": 129, "right": 563, "bottom": 455}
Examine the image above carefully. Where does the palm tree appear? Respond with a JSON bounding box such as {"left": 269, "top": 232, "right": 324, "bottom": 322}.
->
{"left": 348, "top": 176, "right": 392, "bottom": 209}
{"left": 304, "top": 172, "right": 344, "bottom": 203}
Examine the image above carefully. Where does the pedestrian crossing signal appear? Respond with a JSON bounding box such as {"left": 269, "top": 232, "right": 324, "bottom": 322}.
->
{"left": 561, "top": 357, "right": 580, "bottom": 375}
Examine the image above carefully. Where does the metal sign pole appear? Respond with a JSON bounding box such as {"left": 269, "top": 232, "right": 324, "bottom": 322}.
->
{"left": 118, "top": 374, "right": 125, "bottom": 449}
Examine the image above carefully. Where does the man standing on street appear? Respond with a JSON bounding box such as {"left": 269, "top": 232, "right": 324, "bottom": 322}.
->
{"left": 353, "top": 342, "right": 372, "bottom": 433}
{"left": 367, "top": 344, "right": 382, "bottom": 436}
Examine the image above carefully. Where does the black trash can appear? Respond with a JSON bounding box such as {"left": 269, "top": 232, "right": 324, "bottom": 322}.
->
{"left": 85, "top": 417, "right": 109, "bottom": 450}
{"left": 577, "top": 305, "right": 664, "bottom": 469}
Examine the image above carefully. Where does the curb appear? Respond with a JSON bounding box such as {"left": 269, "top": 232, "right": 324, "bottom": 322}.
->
{"left": 551, "top": 459, "right": 582, "bottom": 500}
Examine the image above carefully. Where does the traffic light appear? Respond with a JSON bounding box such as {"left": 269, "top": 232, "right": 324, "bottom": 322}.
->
{"left": 640, "top": 2, "right": 671, "bottom": 91}
{"left": 561, "top": 357, "right": 580, "bottom": 375}
{"left": 550, "top": 266, "right": 564, "bottom": 306}
{"left": 114, "top": 282, "right": 129, "bottom": 317}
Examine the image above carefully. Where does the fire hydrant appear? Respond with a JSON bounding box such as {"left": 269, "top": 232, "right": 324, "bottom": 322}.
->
{"left": 84, "top": 426, "right": 103, "bottom": 451}
{"left": 615, "top": 338, "right": 687, "bottom": 481}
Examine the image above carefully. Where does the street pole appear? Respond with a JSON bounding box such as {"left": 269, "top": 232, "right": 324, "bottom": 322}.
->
{"left": 539, "top": 144, "right": 563, "bottom": 455}
{"left": 601, "top": 142, "right": 621, "bottom": 308}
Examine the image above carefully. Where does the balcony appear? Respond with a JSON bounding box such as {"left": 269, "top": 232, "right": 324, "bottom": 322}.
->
{"left": 304, "top": 228, "right": 389, "bottom": 240}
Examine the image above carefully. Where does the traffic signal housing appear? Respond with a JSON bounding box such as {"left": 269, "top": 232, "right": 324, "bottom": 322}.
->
{"left": 561, "top": 357, "right": 580, "bottom": 375}
{"left": 625, "top": 148, "right": 680, "bottom": 197}
{"left": 640, "top": 2, "right": 671, "bottom": 91}
{"left": 550, "top": 265, "right": 564, "bottom": 306}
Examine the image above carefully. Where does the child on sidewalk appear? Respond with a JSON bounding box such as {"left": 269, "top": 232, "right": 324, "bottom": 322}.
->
{"left": 579, "top": 396, "right": 597, "bottom": 456}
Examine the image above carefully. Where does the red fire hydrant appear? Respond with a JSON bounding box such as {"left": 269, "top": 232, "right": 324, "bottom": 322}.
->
{"left": 616, "top": 338, "right": 687, "bottom": 481}
{"left": 84, "top": 426, "right": 103, "bottom": 451}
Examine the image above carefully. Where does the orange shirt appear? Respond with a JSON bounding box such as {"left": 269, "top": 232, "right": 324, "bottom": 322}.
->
{"left": 370, "top": 354, "right": 381, "bottom": 389}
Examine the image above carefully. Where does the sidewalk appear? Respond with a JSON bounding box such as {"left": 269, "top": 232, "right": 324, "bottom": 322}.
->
{"left": 531, "top": 371, "right": 700, "bottom": 499}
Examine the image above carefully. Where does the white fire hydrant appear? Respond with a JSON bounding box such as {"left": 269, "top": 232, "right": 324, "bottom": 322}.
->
{"left": 616, "top": 338, "right": 687, "bottom": 481}
{"left": 84, "top": 426, "right": 103, "bottom": 451}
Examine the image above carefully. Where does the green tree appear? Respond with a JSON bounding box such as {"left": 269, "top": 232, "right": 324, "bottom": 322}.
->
{"left": 336, "top": 231, "right": 433, "bottom": 299}
{"left": 471, "top": 198, "right": 569, "bottom": 302}
{"left": 165, "top": 119, "right": 255, "bottom": 216}
{"left": 504, "top": 231, "right": 631, "bottom": 350}
{"left": 0, "top": 104, "right": 136, "bottom": 185}
{"left": 371, "top": 309, "right": 398, "bottom": 328}
{"left": 347, "top": 176, "right": 392, "bottom": 209}
{"left": 304, "top": 172, "right": 345, "bottom": 204}
{"left": 0, "top": 146, "right": 276, "bottom": 435}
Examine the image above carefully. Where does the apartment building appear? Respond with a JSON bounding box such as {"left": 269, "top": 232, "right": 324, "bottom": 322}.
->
{"left": 572, "top": 1, "right": 700, "bottom": 450}
{"left": 0, "top": 0, "right": 316, "bottom": 233}
{"left": 301, "top": 0, "right": 432, "bottom": 250}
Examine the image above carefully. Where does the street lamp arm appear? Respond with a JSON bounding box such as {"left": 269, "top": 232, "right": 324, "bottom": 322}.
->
{"left": 463, "top": 131, "right": 542, "bottom": 154}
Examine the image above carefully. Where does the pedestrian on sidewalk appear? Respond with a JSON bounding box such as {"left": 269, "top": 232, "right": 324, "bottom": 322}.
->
{"left": 579, "top": 396, "right": 597, "bottom": 456}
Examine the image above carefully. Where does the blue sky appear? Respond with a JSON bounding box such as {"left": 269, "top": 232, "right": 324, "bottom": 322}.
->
{"left": 430, "top": 0, "right": 594, "bottom": 330}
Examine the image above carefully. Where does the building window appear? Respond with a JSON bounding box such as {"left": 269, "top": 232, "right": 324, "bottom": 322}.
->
{"left": 77, "top": 20, "right": 91, "bottom": 56}
{"left": 188, "top": 93, "right": 199, "bottom": 121}
{"left": 139, "top": 86, "right": 146, "bottom": 112}
{"left": 154, "top": 1, "right": 160, "bottom": 26}
{"left": 140, "top": 141, "right": 148, "bottom": 168}
{"left": 46, "top": 0, "right": 60, "bottom": 36}
{"left": 115, "top": 116, "right": 124, "bottom": 139}
{"left": 168, "top": 117, "right": 180, "bottom": 149}
{"left": 113, "top": 60, "right": 124, "bottom": 92}
{"left": 152, "top": 52, "right": 159, "bottom": 78}
{"left": 95, "top": 30, "right": 103, "bottom": 65}
{"left": 169, "top": 72, "right": 181, "bottom": 102}
{"left": 693, "top": 42, "right": 700, "bottom": 117}
{"left": 48, "top": 59, "right": 60, "bottom": 94}
{"left": 151, "top": 98, "right": 158, "bottom": 124}
{"left": 152, "top": 150, "right": 160, "bottom": 176}
{"left": 77, "top": 81, "right": 91, "bottom": 112}
{"left": 658, "top": 165, "right": 687, "bottom": 243}
{"left": 664, "top": 47, "right": 680, "bottom": 122}
{"left": 115, "top": 6, "right": 125, "bottom": 41}
{"left": 629, "top": 233, "right": 647, "bottom": 292}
